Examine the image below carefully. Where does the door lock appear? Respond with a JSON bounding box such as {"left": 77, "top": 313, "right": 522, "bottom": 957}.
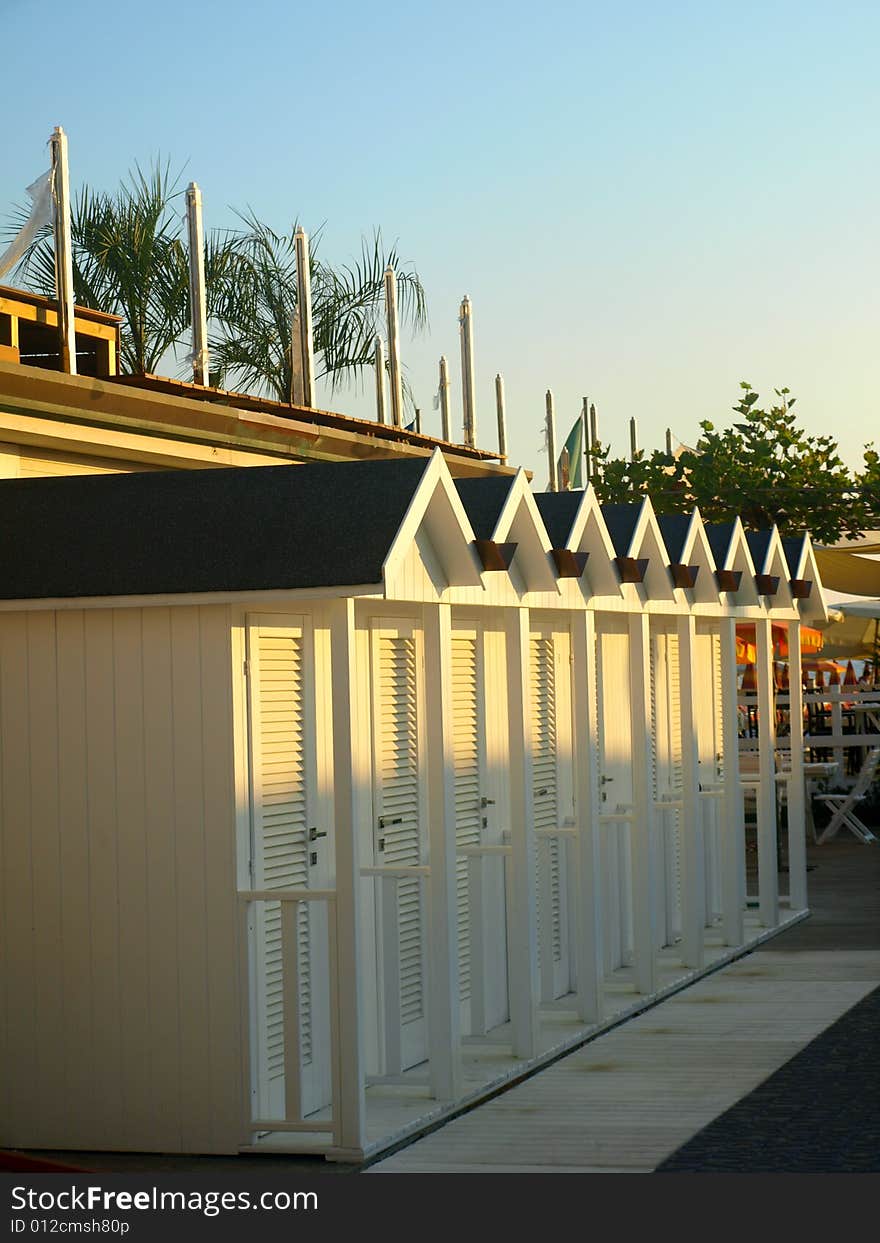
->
{"left": 309, "top": 851, "right": 318, "bottom": 867}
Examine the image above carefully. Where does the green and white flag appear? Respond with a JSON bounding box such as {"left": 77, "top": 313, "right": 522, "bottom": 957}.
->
{"left": 558, "top": 413, "right": 585, "bottom": 489}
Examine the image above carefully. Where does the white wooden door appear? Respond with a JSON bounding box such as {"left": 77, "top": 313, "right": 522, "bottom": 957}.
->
{"left": 651, "top": 628, "right": 684, "bottom": 945}
{"left": 695, "top": 628, "right": 724, "bottom": 922}
{"left": 451, "top": 624, "right": 508, "bottom": 1033}
{"left": 595, "top": 621, "right": 635, "bottom": 972}
{"left": 369, "top": 618, "right": 428, "bottom": 1072}
{"left": 246, "top": 614, "right": 331, "bottom": 1121}
{"left": 530, "top": 624, "right": 575, "bottom": 1000}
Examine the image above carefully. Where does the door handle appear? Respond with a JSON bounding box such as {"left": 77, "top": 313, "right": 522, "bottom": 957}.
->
{"left": 378, "top": 815, "right": 403, "bottom": 828}
{"left": 480, "top": 797, "right": 495, "bottom": 808}
{"left": 600, "top": 775, "right": 614, "bottom": 784}
{"left": 309, "top": 827, "right": 328, "bottom": 842}
{"left": 536, "top": 787, "right": 549, "bottom": 797}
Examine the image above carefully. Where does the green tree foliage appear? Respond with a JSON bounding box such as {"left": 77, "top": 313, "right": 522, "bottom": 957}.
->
{"left": 5, "top": 162, "right": 426, "bottom": 404}
{"left": 861, "top": 443, "right": 880, "bottom": 522}
{"left": 590, "top": 384, "right": 869, "bottom": 542}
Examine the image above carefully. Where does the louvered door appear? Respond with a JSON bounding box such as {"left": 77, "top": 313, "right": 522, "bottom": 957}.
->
{"left": 451, "top": 630, "right": 482, "bottom": 1028}
{"left": 530, "top": 624, "right": 574, "bottom": 1000}
{"left": 596, "top": 622, "right": 635, "bottom": 972}
{"left": 369, "top": 619, "right": 428, "bottom": 1071}
{"left": 695, "top": 628, "right": 724, "bottom": 921}
{"left": 246, "top": 615, "right": 330, "bottom": 1120}
{"left": 451, "top": 624, "right": 508, "bottom": 1034}
{"left": 651, "top": 629, "right": 684, "bottom": 944}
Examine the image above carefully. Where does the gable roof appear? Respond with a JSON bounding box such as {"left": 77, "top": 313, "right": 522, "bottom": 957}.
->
{"left": 745, "top": 529, "right": 773, "bottom": 574}
{"left": 781, "top": 534, "right": 808, "bottom": 577}
{"left": 600, "top": 504, "right": 642, "bottom": 557}
{"left": 0, "top": 458, "right": 429, "bottom": 600}
{"left": 656, "top": 512, "right": 693, "bottom": 564}
{"left": 533, "top": 491, "right": 583, "bottom": 548}
{"left": 453, "top": 475, "right": 514, "bottom": 539}
{"left": 704, "top": 522, "right": 736, "bottom": 568}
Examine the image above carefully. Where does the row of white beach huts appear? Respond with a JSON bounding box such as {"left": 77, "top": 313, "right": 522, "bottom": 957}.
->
{"left": 0, "top": 450, "right": 826, "bottom": 1161}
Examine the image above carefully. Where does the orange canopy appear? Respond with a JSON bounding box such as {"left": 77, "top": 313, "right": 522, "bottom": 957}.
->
{"left": 736, "top": 622, "right": 824, "bottom": 664}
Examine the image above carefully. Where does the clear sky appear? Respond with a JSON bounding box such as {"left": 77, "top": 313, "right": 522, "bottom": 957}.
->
{"left": 1, "top": 0, "right": 877, "bottom": 480}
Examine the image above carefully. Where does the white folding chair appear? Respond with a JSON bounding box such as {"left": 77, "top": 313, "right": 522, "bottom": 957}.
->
{"left": 816, "top": 748, "right": 879, "bottom": 845}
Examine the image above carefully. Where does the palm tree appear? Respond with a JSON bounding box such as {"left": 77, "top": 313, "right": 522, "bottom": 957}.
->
{"left": 6, "top": 164, "right": 427, "bottom": 404}
{"left": 210, "top": 212, "right": 427, "bottom": 404}
{"left": 10, "top": 161, "right": 199, "bottom": 375}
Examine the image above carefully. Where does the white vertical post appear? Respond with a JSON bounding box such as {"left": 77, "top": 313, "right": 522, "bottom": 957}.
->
{"left": 505, "top": 608, "right": 541, "bottom": 1058}
{"left": 439, "top": 356, "right": 451, "bottom": 441}
{"left": 546, "top": 390, "right": 558, "bottom": 492}
{"left": 50, "top": 126, "right": 76, "bottom": 375}
{"left": 627, "top": 614, "right": 658, "bottom": 994}
{"left": 571, "top": 611, "right": 604, "bottom": 1023}
{"left": 830, "top": 687, "right": 844, "bottom": 774}
{"left": 581, "top": 397, "right": 591, "bottom": 480}
{"left": 786, "top": 620, "right": 808, "bottom": 912}
{"left": 755, "top": 616, "right": 779, "bottom": 927}
{"left": 459, "top": 296, "right": 476, "bottom": 446}
{"left": 281, "top": 901, "right": 303, "bottom": 1121}
{"left": 589, "top": 402, "right": 599, "bottom": 478}
{"left": 495, "top": 373, "right": 507, "bottom": 462}
{"left": 385, "top": 267, "right": 403, "bottom": 428}
{"left": 629, "top": 417, "right": 638, "bottom": 460}
{"left": 720, "top": 617, "right": 745, "bottom": 946}
{"left": 467, "top": 854, "right": 488, "bottom": 1035}
{"left": 422, "top": 602, "right": 464, "bottom": 1101}
{"left": 374, "top": 338, "right": 387, "bottom": 424}
{"left": 381, "top": 875, "right": 403, "bottom": 1075}
{"left": 294, "top": 227, "right": 315, "bottom": 408}
{"left": 677, "top": 616, "right": 706, "bottom": 968}
{"left": 185, "top": 182, "right": 209, "bottom": 386}
{"left": 326, "top": 598, "right": 366, "bottom": 1158}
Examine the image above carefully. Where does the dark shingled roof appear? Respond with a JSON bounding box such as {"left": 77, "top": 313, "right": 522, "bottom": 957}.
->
{"left": 656, "top": 512, "right": 693, "bottom": 564}
{"left": 600, "top": 503, "right": 642, "bottom": 557}
{"left": 781, "top": 534, "right": 807, "bottom": 576}
{"left": 533, "top": 491, "right": 583, "bottom": 548}
{"left": 0, "top": 458, "right": 431, "bottom": 600}
{"left": 745, "top": 530, "right": 772, "bottom": 572}
{"left": 453, "top": 475, "right": 514, "bottom": 539}
{"left": 704, "top": 522, "right": 736, "bottom": 567}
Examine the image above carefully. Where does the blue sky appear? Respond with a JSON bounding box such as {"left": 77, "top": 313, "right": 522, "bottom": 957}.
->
{"left": 1, "top": 0, "right": 877, "bottom": 479}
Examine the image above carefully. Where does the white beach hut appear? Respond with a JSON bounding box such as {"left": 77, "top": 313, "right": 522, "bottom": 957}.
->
{"left": 0, "top": 452, "right": 825, "bottom": 1162}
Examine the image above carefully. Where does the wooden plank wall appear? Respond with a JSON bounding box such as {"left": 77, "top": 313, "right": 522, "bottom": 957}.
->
{"left": 0, "top": 604, "right": 242, "bottom": 1153}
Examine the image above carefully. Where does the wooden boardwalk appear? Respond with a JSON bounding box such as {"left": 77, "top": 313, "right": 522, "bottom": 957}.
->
{"left": 369, "top": 840, "right": 880, "bottom": 1173}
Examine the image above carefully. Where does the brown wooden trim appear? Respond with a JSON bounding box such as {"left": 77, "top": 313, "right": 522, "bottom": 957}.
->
{"left": 551, "top": 548, "right": 589, "bottom": 578}
{"left": 714, "top": 568, "right": 743, "bottom": 592}
{"left": 669, "top": 563, "right": 700, "bottom": 589}
{"left": 790, "top": 578, "right": 813, "bottom": 599}
{"left": 755, "top": 573, "right": 780, "bottom": 596}
{"left": 474, "top": 539, "right": 517, "bottom": 571}
{"left": 615, "top": 556, "right": 648, "bottom": 583}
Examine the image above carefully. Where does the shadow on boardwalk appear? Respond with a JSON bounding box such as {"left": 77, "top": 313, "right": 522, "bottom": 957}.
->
{"left": 656, "top": 838, "right": 880, "bottom": 1173}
